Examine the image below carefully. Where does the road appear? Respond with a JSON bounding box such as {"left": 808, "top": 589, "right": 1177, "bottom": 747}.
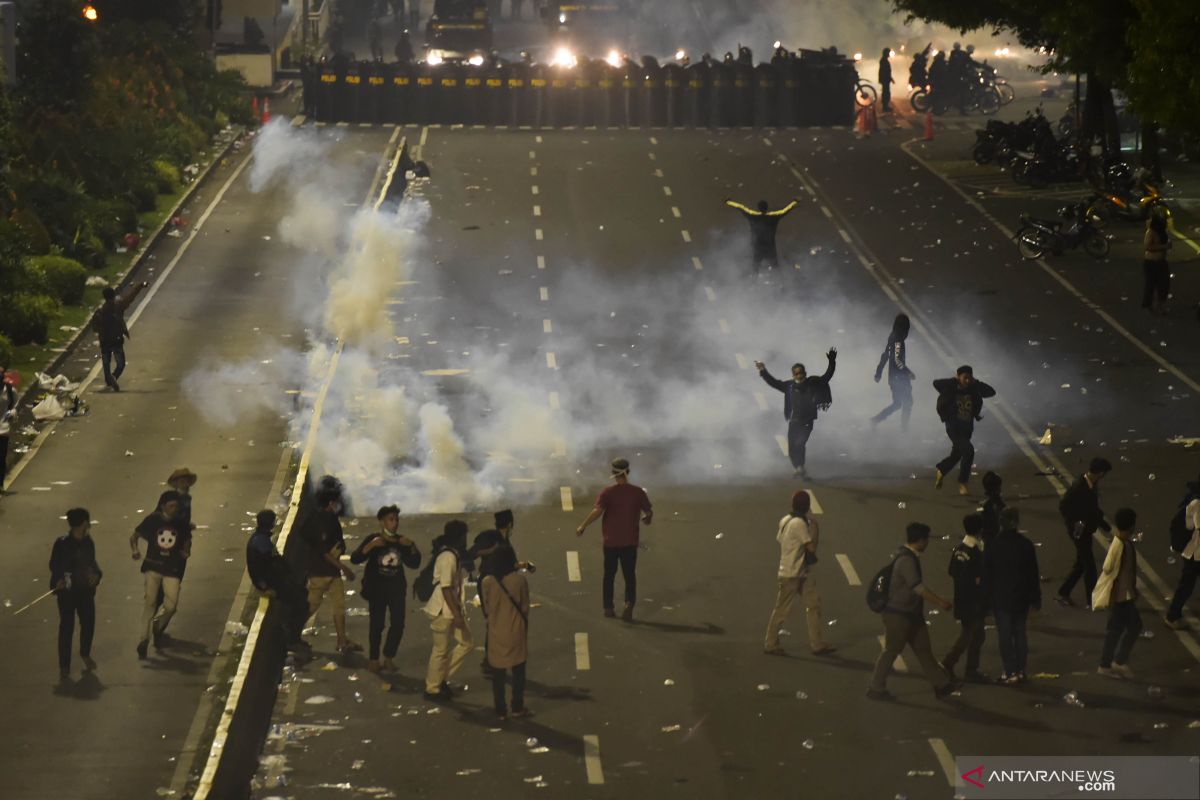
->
{"left": 0, "top": 125, "right": 398, "bottom": 800}
{"left": 247, "top": 119, "right": 1200, "bottom": 799}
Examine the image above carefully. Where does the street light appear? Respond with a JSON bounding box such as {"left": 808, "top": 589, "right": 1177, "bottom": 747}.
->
{"left": 82, "top": 4, "right": 98, "bottom": 21}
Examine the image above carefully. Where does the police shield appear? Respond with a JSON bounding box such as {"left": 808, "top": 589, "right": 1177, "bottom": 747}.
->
{"left": 683, "top": 61, "right": 708, "bottom": 128}
{"left": 639, "top": 59, "right": 664, "bottom": 128}
{"left": 412, "top": 61, "right": 435, "bottom": 125}
{"left": 775, "top": 57, "right": 799, "bottom": 128}
{"left": 485, "top": 62, "right": 507, "bottom": 127}
{"left": 436, "top": 63, "right": 464, "bottom": 125}
{"left": 732, "top": 62, "right": 753, "bottom": 127}
{"left": 365, "top": 61, "right": 388, "bottom": 124}
{"left": 463, "top": 65, "right": 486, "bottom": 126}
{"left": 753, "top": 63, "right": 777, "bottom": 128}
{"left": 708, "top": 61, "right": 733, "bottom": 128}
{"left": 663, "top": 62, "right": 684, "bottom": 128}
{"left": 595, "top": 61, "right": 618, "bottom": 129}
{"left": 389, "top": 62, "right": 412, "bottom": 124}
{"left": 316, "top": 61, "right": 337, "bottom": 122}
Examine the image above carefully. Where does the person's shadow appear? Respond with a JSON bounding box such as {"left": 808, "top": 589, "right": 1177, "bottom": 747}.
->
{"left": 54, "top": 671, "right": 105, "bottom": 701}
{"left": 627, "top": 619, "right": 725, "bottom": 635}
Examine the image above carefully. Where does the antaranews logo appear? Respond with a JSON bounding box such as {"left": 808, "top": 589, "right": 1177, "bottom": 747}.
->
{"left": 961, "top": 764, "right": 1118, "bottom": 794}
{"left": 958, "top": 755, "right": 1199, "bottom": 800}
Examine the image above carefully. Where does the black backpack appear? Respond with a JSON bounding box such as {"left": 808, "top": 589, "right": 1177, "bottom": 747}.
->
{"left": 866, "top": 549, "right": 915, "bottom": 613}
{"left": 413, "top": 546, "right": 455, "bottom": 602}
{"left": 1169, "top": 494, "right": 1198, "bottom": 554}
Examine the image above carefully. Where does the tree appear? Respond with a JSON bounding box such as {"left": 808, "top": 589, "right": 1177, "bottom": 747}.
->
{"left": 1124, "top": 0, "right": 1200, "bottom": 141}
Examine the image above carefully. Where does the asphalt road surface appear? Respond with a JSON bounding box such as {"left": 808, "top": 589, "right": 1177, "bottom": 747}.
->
{"left": 246, "top": 120, "right": 1200, "bottom": 799}
{"left": 0, "top": 126, "right": 398, "bottom": 800}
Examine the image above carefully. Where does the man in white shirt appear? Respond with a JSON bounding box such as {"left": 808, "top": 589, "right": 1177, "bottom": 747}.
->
{"left": 1165, "top": 477, "right": 1200, "bottom": 630}
{"left": 424, "top": 520, "right": 472, "bottom": 701}
{"left": 763, "top": 491, "right": 835, "bottom": 656}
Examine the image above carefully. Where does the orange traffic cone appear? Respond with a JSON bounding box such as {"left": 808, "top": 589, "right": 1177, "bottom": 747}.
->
{"left": 856, "top": 106, "right": 870, "bottom": 136}
{"left": 923, "top": 110, "right": 934, "bottom": 141}
{"left": 867, "top": 105, "right": 878, "bottom": 134}
{"left": 262, "top": 97, "right": 271, "bottom": 124}
{"left": 251, "top": 95, "right": 260, "bottom": 121}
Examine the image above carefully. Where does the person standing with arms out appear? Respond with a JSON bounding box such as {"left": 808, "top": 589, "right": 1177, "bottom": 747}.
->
{"left": 763, "top": 490, "right": 836, "bottom": 657}
{"left": 1142, "top": 212, "right": 1171, "bottom": 315}
{"left": 933, "top": 365, "right": 995, "bottom": 496}
{"left": 351, "top": 505, "right": 421, "bottom": 674}
{"left": 245, "top": 510, "right": 310, "bottom": 653}
{"left": 867, "top": 522, "right": 957, "bottom": 700}
{"left": 723, "top": 198, "right": 799, "bottom": 272}
{"left": 1165, "top": 473, "right": 1200, "bottom": 630}
{"left": 1095, "top": 508, "right": 1142, "bottom": 679}
{"left": 1056, "top": 457, "right": 1112, "bottom": 609}
{"left": 92, "top": 282, "right": 147, "bottom": 392}
{"left": 941, "top": 514, "right": 988, "bottom": 683}
{"left": 0, "top": 367, "right": 16, "bottom": 495}
{"left": 878, "top": 47, "right": 894, "bottom": 112}
{"left": 51, "top": 508, "right": 102, "bottom": 680}
{"left": 481, "top": 546, "right": 531, "bottom": 720}
{"left": 757, "top": 350, "right": 837, "bottom": 479}
{"left": 302, "top": 486, "right": 360, "bottom": 656}
{"left": 986, "top": 507, "right": 1040, "bottom": 685}
{"left": 130, "top": 490, "right": 190, "bottom": 659}
{"left": 424, "top": 520, "right": 472, "bottom": 702}
{"left": 576, "top": 458, "right": 653, "bottom": 622}
{"left": 871, "top": 314, "right": 914, "bottom": 430}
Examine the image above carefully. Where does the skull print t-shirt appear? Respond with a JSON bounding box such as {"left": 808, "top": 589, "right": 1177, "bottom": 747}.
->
{"left": 136, "top": 513, "right": 192, "bottom": 578}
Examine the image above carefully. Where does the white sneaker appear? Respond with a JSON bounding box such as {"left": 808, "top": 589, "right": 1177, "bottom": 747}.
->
{"left": 1097, "top": 665, "right": 1124, "bottom": 680}
{"left": 1111, "top": 663, "right": 1135, "bottom": 679}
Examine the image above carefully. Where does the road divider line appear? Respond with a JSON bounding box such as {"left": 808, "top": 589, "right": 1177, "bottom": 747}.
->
{"left": 553, "top": 438, "right": 566, "bottom": 457}
{"left": 548, "top": 391, "right": 560, "bottom": 409}
{"left": 539, "top": 287, "right": 549, "bottom": 301}
{"left": 704, "top": 286, "right": 716, "bottom": 302}
{"left": 663, "top": 186, "right": 673, "bottom": 196}
{"left": 566, "top": 551, "right": 582, "bottom": 582}
{"left": 537, "top": 255, "right": 546, "bottom": 270}
{"left": 681, "top": 230, "right": 692, "bottom": 243}
{"left": 734, "top": 353, "right": 749, "bottom": 369}
{"left": 649, "top": 136, "right": 658, "bottom": 145}
{"left": 837, "top": 228, "right": 852, "bottom": 243}
{"left": 546, "top": 352, "right": 558, "bottom": 369}
{"left": 754, "top": 392, "right": 768, "bottom": 410}
{"left": 835, "top": 554, "right": 861, "bottom": 586}
{"left": 820, "top": 205, "right": 833, "bottom": 219}
{"left": 775, "top": 435, "right": 788, "bottom": 456}
{"left": 648, "top": 152, "right": 656, "bottom": 160}
{"left": 529, "top": 150, "right": 536, "bottom": 159}
{"left": 654, "top": 168, "right": 663, "bottom": 177}
{"left": 535, "top": 228, "right": 544, "bottom": 240}
{"left": 691, "top": 256, "right": 703, "bottom": 270}
{"left": 543, "top": 319, "right": 553, "bottom": 333}
{"left": 878, "top": 634, "right": 908, "bottom": 672}
{"left": 575, "top": 632, "right": 591, "bottom": 670}
{"left": 531, "top": 185, "right": 539, "bottom": 195}
{"left": 806, "top": 490, "right": 823, "bottom": 515}
{"left": 583, "top": 735, "right": 605, "bottom": 785}
{"left": 762, "top": 137, "right": 773, "bottom": 147}
{"left": 560, "top": 486, "right": 574, "bottom": 511}
{"left": 533, "top": 205, "right": 541, "bottom": 216}
{"left": 530, "top": 166, "right": 538, "bottom": 176}
{"left": 718, "top": 318, "right": 731, "bottom": 334}
{"left": 671, "top": 206, "right": 682, "bottom": 218}
{"left": 928, "top": 738, "right": 957, "bottom": 787}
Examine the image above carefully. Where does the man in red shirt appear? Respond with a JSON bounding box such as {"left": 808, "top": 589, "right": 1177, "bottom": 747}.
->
{"left": 576, "top": 458, "right": 653, "bottom": 621}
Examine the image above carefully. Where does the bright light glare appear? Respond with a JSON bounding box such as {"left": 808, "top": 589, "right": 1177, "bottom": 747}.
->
{"left": 853, "top": 51, "right": 863, "bottom": 61}
{"left": 605, "top": 49, "right": 622, "bottom": 68}
{"left": 889, "top": 49, "right": 896, "bottom": 57}
{"left": 559, "top": 12, "right": 567, "bottom": 23}
{"left": 675, "top": 49, "right": 686, "bottom": 61}
{"left": 773, "top": 40, "right": 781, "bottom": 49}
{"left": 931, "top": 48, "right": 939, "bottom": 56}
{"left": 82, "top": 4, "right": 98, "bottom": 20}
{"left": 467, "top": 54, "right": 484, "bottom": 66}
{"left": 426, "top": 51, "right": 443, "bottom": 66}
{"left": 550, "top": 46, "right": 577, "bottom": 68}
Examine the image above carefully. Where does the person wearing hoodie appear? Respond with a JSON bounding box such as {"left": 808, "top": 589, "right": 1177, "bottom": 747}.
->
{"left": 872, "top": 314, "right": 914, "bottom": 430}
{"left": 50, "top": 508, "right": 102, "bottom": 679}
{"left": 130, "top": 490, "right": 190, "bottom": 659}
{"left": 756, "top": 349, "right": 837, "bottom": 479}
{"left": 985, "top": 507, "right": 1040, "bottom": 685}
{"left": 932, "top": 365, "right": 996, "bottom": 496}
{"left": 1165, "top": 474, "right": 1200, "bottom": 629}
{"left": 351, "top": 505, "right": 422, "bottom": 673}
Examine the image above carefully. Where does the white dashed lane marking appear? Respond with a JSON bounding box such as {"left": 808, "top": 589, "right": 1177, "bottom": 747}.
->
{"left": 681, "top": 230, "right": 691, "bottom": 243}
{"left": 691, "top": 256, "right": 704, "bottom": 270}
{"left": 734, "top": 353, "right": 749, "bottom": 369}
{"left": 566, "top": 550, "right": 581, "bottom": 581}
{"left": 718, "top": 319, "right": 731, "bottom": 334}
{"left": 575, "top": 632, "right": 591, "bottom": 670}
{"left": 539, "top": 287, "right": 549, "bottom": 301}
{"left": 548, "top": 391, "right": 560, "bottom": 409}
{"left": 533, "top": 205, "right": 542, "bottom": 216}
{"left": 531, "top": 185, "right": 539, "bottom": 195}
{"left": 835, "top": 553, "right": 861, "bottom": 586}
{"left": 928, "top": 738, "right": 957, "bottom": 787}
{"left": 754, "top": 392, "right": 768, "bottom": 410}
{"left": 560, "top": 487, "right": 574, "bottom": 511}
{"left": 671, "top": 206, "right": 682, "bottom": 218}
{"left": 546, "top": 352, "right": 558, "bottom": 369}
{"left": 583, "top": 735, "right": 604, "bottom": 784}
{"left": 543, "top": 319, "right": 553, "bottom": 333}
{"left": 537, "top": 255, "right": 546, "bottom": 270}
{"left": 535, "top": 228, "right": 544, "bottom": 240}
{"left": 663, "top": 186, "right": 673, "bottom": 196}
{"left": 704, "top": 286, "right": 716, "bottom": 302}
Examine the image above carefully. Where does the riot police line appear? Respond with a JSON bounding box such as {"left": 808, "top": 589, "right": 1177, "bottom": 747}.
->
{"left": 306, "top": 55, "right": 857, "bottom": 128}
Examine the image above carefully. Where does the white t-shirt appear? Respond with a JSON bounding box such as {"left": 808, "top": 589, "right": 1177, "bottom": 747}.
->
{"left": 424, "top": 549, "right": 465, "bottom": 619}
{"left": 777, "top": 514, "right": 814, "bottom": 579}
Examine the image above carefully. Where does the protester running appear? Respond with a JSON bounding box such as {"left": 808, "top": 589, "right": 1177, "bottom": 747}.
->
{"left": 576, "top": 457, "right": 653, "bottom": 622}
{"left": 130, "top": 490, "right": 190, "bottom": 659}
{"left": 757, "top": 349, "right": 836, "bottom": 479}
{"left": 1165, "top": 473, "right": 1200, "bottom": 630}
{"left": 872, "top": 313, "right": 914, "bottom": 430}
{"left": 933, "top": 365, "right": 995, "bottom": 495}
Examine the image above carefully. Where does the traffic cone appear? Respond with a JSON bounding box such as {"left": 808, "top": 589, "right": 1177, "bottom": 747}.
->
{"left": 262, "top": 97, "right": 271, "bottom": 124}
{"left": 923, "top": 110, "right": 934, "bottom": 141}
{"left": 856, "top": 106, "right": 870, "bottom": 136}
{"left": 867, "top": 105, "right": 878, "bottom": 133}
{"left": 251, "top": 95, "right": 260, "bottom": 121}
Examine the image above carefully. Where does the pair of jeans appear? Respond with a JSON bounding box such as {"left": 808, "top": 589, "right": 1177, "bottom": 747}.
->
{"left": 100, "top": 341, "right": 126, "bottom": 387}
{"left": 57, "top": 591, "right": 96, "bottom": 671}
{"left": 140, "top": 572, "right": 180, "bottom": 643}
{"left": 1058, "top": 532, "right": 1097, "bottom": 604}
{"left": 935, "top": 422, "right": 975, "bottom": 484}
{"left": 870, "top": 612, "right": 950, "bottom": 692}
{"left": 367, "top": 592, "right": 406, "bottom": 660}
{"left": 943, "top": 615, "right": 986, "bottom": 675}
{"left": 1167, "top": 557, "right": 1200, "bottom": 622}
{"left": 425, "top": 616, "right": 473, "bottom": 692}
{"left": 787, "top": 418, "right": 814, "bottom": 469}
{"left": 1141, "top": 259, "right": 1169, "bottom": 309}
{"left": 1101, "top": 600, "right": 1142, "bottom": 667}
{"left": 993, "top": 608, "right": 1029, "bottom": 677}
{"left": 763, "top": 573, "right": 827, "bottom": 651}
{"left": 602, "top": 545, "right": 638, "bottom": 610}
{"left": 873, "top": 377, "right": 913, "bottom": 430}
{"left": 490, "top": 661, "right": 526, "bottom": 715}
{"left": 266, "top": 574, "right": 309, "bottom": 646}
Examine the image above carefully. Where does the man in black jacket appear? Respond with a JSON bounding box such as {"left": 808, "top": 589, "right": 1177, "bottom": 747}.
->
{"left": 350, "top": 504, "right": 421, "bottom": 673}
{"left": 941, "top": 513, "right": 988, "bottom": 683}
{"left": 933, "top": 365, "right": 996, "bottom": 496}
{"left": 755, "top": 349, "right": 837, "bottom": 479}
{"left": 725, "top": 198, "right": 799, "bottom": 271}
{"left": 92, "top": 282, "right": 147, "bottom": 392}
{"left": 986, "top": 507, "right": 1040, "bottom": 685}
{"left": 246, "top": 510, "right": 310, "bottom": 653}
{"left": 50, "top": 508, "right": 102, "bottom": 680}
{"left": 1056, "top": 457, "right": 1112, "bottom": 608}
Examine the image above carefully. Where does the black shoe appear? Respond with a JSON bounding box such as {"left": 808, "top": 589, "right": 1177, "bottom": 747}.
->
{"left": 439, "top": 681, "right": 456, "bottom": 698}
{"left": 136, "top": 640, "right": 148, "bottom": 660}
{"left": 935, "top": 682, "right": 962, "bottom": 699}
{"left": 423, "top": 689, "right": 452, "bottom": 703}
{"left": 1056, "top": 595, "right": 1074, "bottom": 608}
{"left": 111, "top": 380, "right": 120, "bottom": 393}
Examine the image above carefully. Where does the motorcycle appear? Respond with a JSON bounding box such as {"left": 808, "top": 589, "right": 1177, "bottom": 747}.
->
{"left": 1015, "top": 204, "right": 1109, "bottom": 260}
{"left": 1085, "top": 182, "right": 1172, "bottom": 226}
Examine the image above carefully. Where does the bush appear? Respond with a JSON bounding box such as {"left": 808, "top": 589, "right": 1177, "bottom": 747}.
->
{"left": 130, "top": 180, "right": 158, "bottom": 213}
{"left": 0, "top": 292, "right": 59, "bottom": 345}
{"left": 85, "top": 198, "right": 138, "bottom": 248}
{"left": 152, "top": 159, "right": 181, "bottom": 194}
{"left": 69, "top": 231, "right": 107, "bottom": 269}
{"left": 0, "top": 333, "right": 13, "bottom": 370}
{"left": 9, "top": 208, "right": 51, "bottom": 255}
{"left": 27, "top": 254, "right": 88, "bottom": 304}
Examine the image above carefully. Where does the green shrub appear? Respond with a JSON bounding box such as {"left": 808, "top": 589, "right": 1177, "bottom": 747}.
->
{"left": 130, "top": 180, "right": 158, "bottom": 213}
{"left": 214, "top": 109, "right": 229, "bottom": 129}
{"left": 152, "top": 159, "right": 182, "bottom": 194}
{"left": 0, "top": 333, "right": 13, "bottom": 370}
{"left": 86, "top": 198, "right": 138, "bottom": 248}
{"left": 0, "top": 292, "right": 59, "bottom": 345}
{"left": 69, "top": 231, "right": 107, "bottom": 269}
{"left": 27, "top": 254, "right": 88, "bottom": 304}
{"left": 10, "top": 208, "right": 52, "bottom": 255}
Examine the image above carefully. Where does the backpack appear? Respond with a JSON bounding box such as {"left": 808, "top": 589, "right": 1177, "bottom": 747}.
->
{"left": 413, "top": 547, "right": 455, "bottom": 602}
{"left": 1169, "top": 494, "right": 1198, "bottom": 554}
{"left": 866, "top": 549, "right": 915, "bottom": 613}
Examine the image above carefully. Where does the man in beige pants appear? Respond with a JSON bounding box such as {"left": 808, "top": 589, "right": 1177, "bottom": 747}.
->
{"left": 424, "top": 520, "right": 473, "bottom": 702}
{"left": 764, "top": 490, "right": 836, "bottom": 656}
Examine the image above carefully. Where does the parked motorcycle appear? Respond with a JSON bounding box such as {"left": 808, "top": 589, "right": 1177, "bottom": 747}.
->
{"left": 1085, "top": 182, "right": 1172, "bottom": 226}
{"left": 1015, "top": 204, "right": 1109, "bottom": 260}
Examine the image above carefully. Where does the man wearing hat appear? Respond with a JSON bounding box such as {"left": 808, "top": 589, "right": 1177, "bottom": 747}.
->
{"left": 166, "top": 468, "right": 199, "bottom": 533}
{"left": 576, "top": 458, "right": 653, "bottom": 621}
